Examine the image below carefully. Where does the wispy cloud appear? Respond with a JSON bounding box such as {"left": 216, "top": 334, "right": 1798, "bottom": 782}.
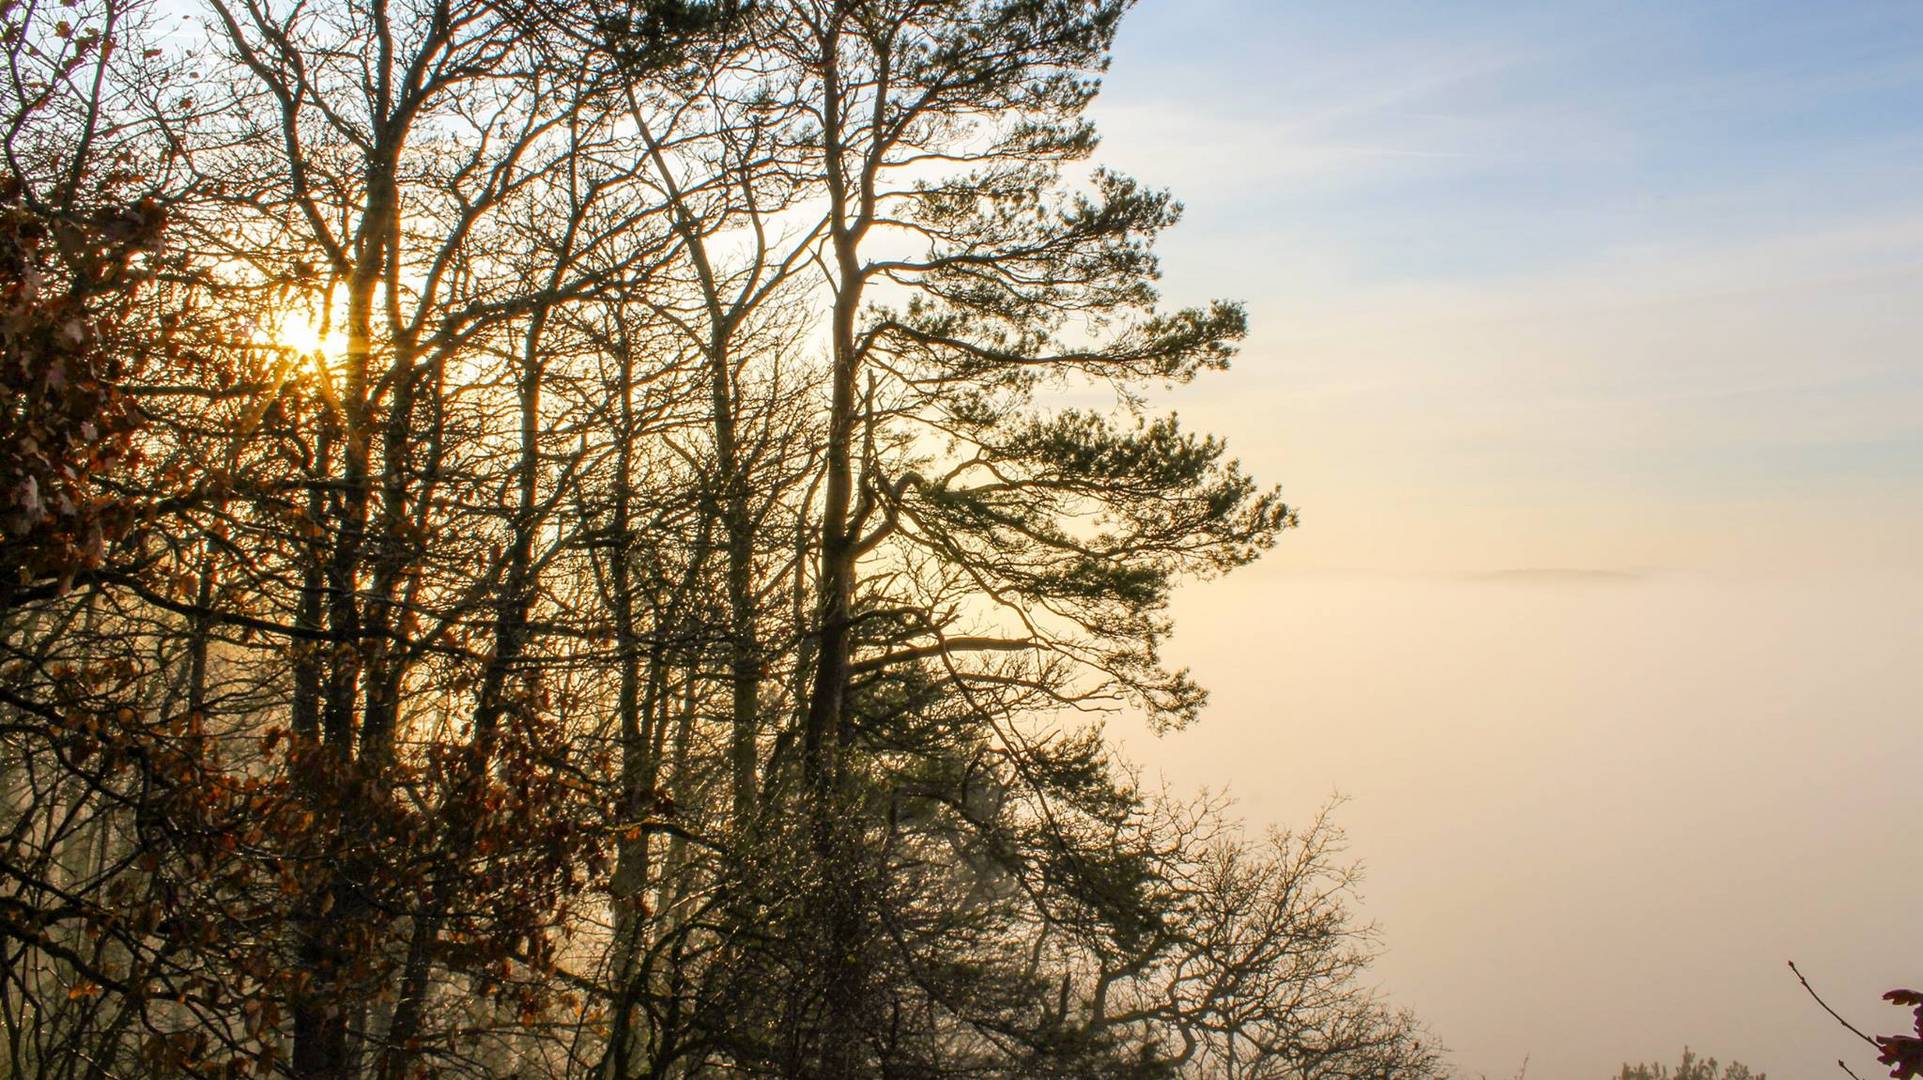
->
{"left": 1466, "top": 568, "right": 1648, "bottom": 585}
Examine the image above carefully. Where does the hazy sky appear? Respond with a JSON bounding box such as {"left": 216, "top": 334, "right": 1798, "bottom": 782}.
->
{"left": 1089, "top": 3, "right": 1923, "bottom": 1077}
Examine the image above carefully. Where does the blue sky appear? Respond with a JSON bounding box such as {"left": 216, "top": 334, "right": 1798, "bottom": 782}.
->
{"left": 1092, "top": 4, "right": 1923, "bottom": 1078}
{"left": 1090, "top": 0, "right": 1923, "bottom": 578}
{"left": 1107, "top": 1, "right": 1923, "bottom": 279}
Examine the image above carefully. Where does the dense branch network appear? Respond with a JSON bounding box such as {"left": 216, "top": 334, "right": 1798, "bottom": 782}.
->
{"left": 0, "top": 2, "right": 1440, "bottom": 1079}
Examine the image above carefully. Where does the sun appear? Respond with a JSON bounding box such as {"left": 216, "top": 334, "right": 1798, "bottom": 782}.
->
{"left": 275, "top": 309, "right": 337, "bottom": 356}
{"left": 257, "top": 302, "right": 344, "bottom": 358}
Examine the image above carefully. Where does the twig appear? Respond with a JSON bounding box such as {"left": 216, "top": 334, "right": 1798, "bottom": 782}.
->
{"left": 1791, "top": 960, "right": 1880, "bottom": 1048}
{"left": 1837, "top": 1059, "right": 1867, "bottom": 1080}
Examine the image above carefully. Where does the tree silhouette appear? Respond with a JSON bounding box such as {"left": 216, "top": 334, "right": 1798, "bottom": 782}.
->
{"left": 0, "top": 1, "right": 1439, "bottom": 1078}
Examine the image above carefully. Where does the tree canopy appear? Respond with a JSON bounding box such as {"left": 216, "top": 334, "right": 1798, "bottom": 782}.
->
{"left": 0, "top": 1, "right": 1438, "bottom": 1078}
{"left": 1614, "top": 1049, "right": 1765, "bottom": 1080}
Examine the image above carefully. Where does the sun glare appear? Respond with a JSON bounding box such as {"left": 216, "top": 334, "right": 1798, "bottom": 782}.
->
{"left": 277, "top": 310, "right": 336, "bottom": 356}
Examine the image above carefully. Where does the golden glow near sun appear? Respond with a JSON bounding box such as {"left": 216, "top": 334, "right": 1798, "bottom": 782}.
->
{"left": 274, "top": 309, "right": 339, "bottom": 357}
